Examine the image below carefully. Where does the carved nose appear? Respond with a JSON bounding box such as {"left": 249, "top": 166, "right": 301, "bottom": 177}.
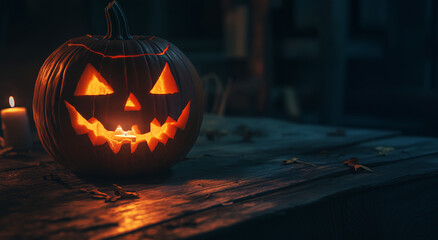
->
{"left": 124, "top": 93, "right": 142, "bottom": 111}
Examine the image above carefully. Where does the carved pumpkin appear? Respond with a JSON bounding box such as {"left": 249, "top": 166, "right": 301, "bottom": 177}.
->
{"left": 33, "top": 1, "right": 203, "bottom": 177}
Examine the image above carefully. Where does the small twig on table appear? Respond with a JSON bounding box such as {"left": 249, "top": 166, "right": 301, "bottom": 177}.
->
{"left": 221, "top": 201, "right": 234, "bottom": 206}
{"left": 80, "top": 185, "right": 140, "bottom": 202}
{"left": 282, "top": 157, "right": 317, "bottom": 167}
{"left": 80, "top": 188, "right": 111, "bottom": 200}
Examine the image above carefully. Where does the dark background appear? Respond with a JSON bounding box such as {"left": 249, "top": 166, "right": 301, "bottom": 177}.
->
{"left": 1, "top": 0, "right": 437, "bottom": 136}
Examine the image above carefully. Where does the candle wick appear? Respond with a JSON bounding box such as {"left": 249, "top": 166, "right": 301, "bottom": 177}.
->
{"left": 124, "top": 132, "right": 127, "bottom": 136}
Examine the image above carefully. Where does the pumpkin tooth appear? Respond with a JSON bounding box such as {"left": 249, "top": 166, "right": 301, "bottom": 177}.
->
{"left": 112, "top": 143, "right": 122, "bottom": 154}
{"left": 147, "top": 138, "right": 159, "bottom": 152}
{"left": 174, "top": 101, "right": 190, "bottom": 129}
{"left": 115, "top": 125, "right": 124, "bottom": 135}
{"left": 151, "top": 118, "right": 161, "bottom": 126}
{"left": 156, "top": 134, "right": 169, "bottom": 144}
{"left": 163, "top": 124, "right": 177, "bottom": 139}
{"left": 87, "top": 130, "right": 98, "bottom": 146}
{"left": 94, "top": 135, "right": 107, "bottom": 146}
{"left": 130, "top": 142, "right": 139, "bottom": 153}
{"left": 131, "top": 125, "right": 141, "bottom": 134}
{"left": 94, "top": 120, "right": 108, "bottom": 139}
{"left": 150, "top": 119, "right": 162, "bottom": 138}
{"left": 76, "top": 125, "right": 89, "bottom": 136}
{"left": 165, "top": 116, "right": 176, "bottom": 123}
{"left": 65, "top": 101, "right": 91, "bottom": 135}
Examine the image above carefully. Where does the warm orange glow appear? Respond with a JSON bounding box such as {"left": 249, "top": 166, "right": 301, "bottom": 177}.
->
{"left": 64, "top": 101, "right": 191, "bottom": 153}
{"left": 150, "top": 63, "right": 179, "bottom": 94}
{"left": 74, "top": 64, "right": 114, "bottom": 96}
{"left": 67, "top": 43, "right": 169, "bottom": 59}
{"left": 1, "top": 107, "right": 26, "bottom": 116}
{"left": 124, "top": 93, "right": 142, "bottom": 111}
{"left": 9, "top": 96, "right": 15, "bottom": 108}
{"left": 114, "top": 128, "right": 137, "bottom": 142}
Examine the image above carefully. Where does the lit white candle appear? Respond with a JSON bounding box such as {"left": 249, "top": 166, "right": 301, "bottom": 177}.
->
{"left": 1, "top": 96, "right": 32, "bottom": 150}
{"left": 114, "top": 126, "right": 137, "bottom": 142}
{"left": 114, "top": 132, "right": 137, "bottom": 142}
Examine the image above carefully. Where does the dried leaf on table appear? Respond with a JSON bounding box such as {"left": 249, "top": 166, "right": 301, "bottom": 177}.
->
{"left": 343, "top": 157, "right": 373, "bottom": 173}
{"left": 112, "top": 184, "right": 140, "bottom": 199}
{"left": 282, "top": 157, "right": 317, "bottom": 167}
{"left": 343, "top": 157, "right": 359, "bottom": 166}
{"left": 374, "top": 146, "right": 395, "bottom": 156}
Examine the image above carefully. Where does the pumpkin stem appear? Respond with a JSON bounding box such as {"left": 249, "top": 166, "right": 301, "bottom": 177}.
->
{"left": 103, "top": 0, "right": 133, "bottom": 40}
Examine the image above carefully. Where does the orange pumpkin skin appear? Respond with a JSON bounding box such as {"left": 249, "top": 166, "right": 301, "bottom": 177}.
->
{"left": 33, "top": 1, "right": 203, "bottom": 177}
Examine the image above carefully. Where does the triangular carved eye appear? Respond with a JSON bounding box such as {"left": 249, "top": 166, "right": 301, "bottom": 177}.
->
{"left": 74, "top": 64, "right": 114, "bottom": 96}
{"left": 150, "top": 63, "right": 179, "bottom": 94}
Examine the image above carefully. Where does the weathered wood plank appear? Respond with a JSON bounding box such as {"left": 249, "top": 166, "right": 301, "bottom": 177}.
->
{"left": 117, "top": 154, "right": 438, "bottom": 240}
{"left": 3, "top": 115, "right": 435, "bottom": 240}
{"left": 0, "top": 152, "right": 52, "bottom": 172}
{"left": 1, "top": 134, "right": 436, "bottom": 240}
{"left": 195, "top": 115, "right": 398, "bottom": 155}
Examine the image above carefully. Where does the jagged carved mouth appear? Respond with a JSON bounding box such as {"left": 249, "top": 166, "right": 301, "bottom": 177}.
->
{"left": 64, "top": 101, "right": 190, "bottom": 154}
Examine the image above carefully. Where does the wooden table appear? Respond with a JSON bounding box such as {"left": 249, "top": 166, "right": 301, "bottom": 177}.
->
{"left": 1, "top": 115, "right": 437, "bottom": 239}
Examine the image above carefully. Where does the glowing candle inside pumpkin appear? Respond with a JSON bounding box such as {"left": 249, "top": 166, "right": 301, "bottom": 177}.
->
{"left": 1, "top": 96, "right": 32, "bottom": 150}
{"left": 114, "top": 126, "right": 137, "bottom": 142}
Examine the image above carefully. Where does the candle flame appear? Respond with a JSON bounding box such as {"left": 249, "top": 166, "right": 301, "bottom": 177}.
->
{"left": 9, "top": 96, "right": 15, "bottom": 108}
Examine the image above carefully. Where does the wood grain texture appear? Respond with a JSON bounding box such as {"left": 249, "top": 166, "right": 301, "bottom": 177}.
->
{"left": 1, "top": 115, "right": 437, "bottom": 239}
{"left": 123, "top": 158, "right": 438, "bottom": 240}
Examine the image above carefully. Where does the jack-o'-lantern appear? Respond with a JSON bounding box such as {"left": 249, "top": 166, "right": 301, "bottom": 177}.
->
{"left": 33, "top": 1, "right": 203, "bottom": 177}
